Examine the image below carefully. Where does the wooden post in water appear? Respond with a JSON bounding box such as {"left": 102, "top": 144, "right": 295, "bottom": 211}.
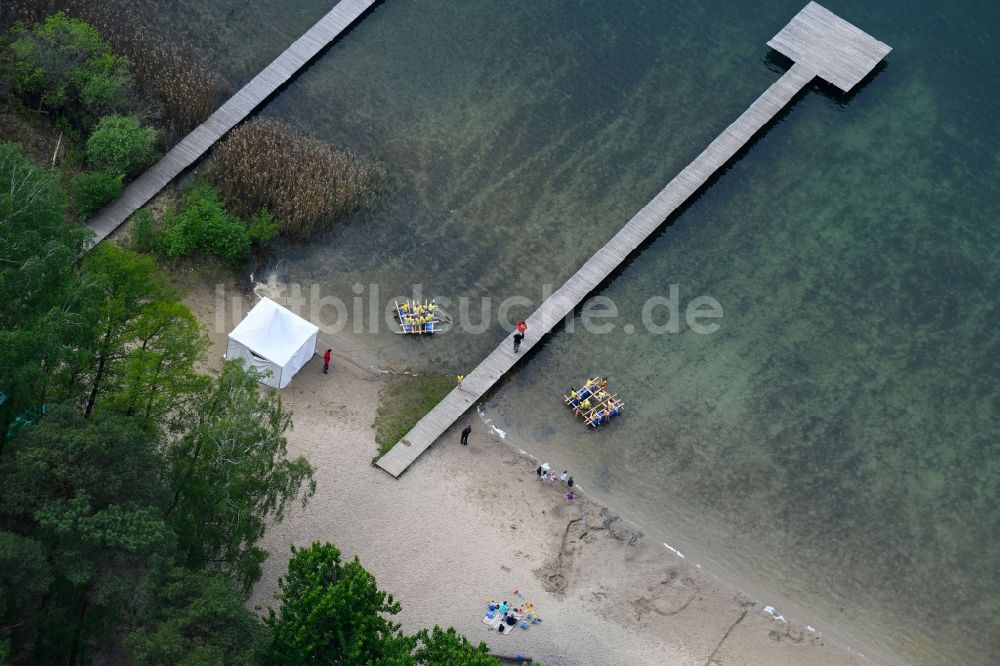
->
{"left": 376, "top": 2, "right": 891, "bottom": 477}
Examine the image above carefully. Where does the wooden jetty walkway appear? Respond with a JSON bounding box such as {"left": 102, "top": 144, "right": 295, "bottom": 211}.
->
{"left": 85, "top": 0, "right": 376, "bottom": 247}
{"left": 376, "top": 2, "right": 891, "bottom": 477}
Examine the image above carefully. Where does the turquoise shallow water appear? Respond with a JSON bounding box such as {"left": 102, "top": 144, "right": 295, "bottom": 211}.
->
{"left": 134, "top": 1, "right": 997, "bottom": 663}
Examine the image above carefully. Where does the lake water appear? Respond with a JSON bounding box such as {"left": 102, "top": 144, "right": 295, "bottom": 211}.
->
{"left": 138, "top": 1, "right": 997, "bottom": 663}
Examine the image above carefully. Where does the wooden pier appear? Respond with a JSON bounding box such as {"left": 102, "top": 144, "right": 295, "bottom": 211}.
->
{"left": 85, "top": 0, "right": 376, "bottom": 247}
{"left": 376, "top": 2, "right": 890, "bottom": 477}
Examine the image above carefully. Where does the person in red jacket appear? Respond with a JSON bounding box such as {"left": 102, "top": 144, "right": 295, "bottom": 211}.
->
{"left": 323, "top": 349, "right": 332, "bottom": 374}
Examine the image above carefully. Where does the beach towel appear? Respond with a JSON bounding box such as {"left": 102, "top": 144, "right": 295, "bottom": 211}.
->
{"left": 499, "top": 612, "right": 523, "bottom": 635}
{"left": 482, "top": 612, "right": 503, "bottom": 631}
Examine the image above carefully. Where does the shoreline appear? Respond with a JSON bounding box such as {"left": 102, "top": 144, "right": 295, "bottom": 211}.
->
{"left": 471, "top": 403, "right": 899, "bottom": 666}
{"left": 178, "top": 277, "right": 878, "bottom": 666}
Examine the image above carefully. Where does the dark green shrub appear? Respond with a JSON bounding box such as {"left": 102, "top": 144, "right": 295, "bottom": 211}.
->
{"left": 193, "top": 199, "right": 251, "bottom": 264}
{"left": 73, "top": 170, "right": 123, "bottom": 218}
{"left": 86, "top": 114, "right": 158, "bottom": 177}
{"left": 158, "top": 184, "right": 250, "bottom": 264}
{"left": 156, "top": 210, "right": 195, "bottom": 260}
{"left": 8, "top": 13, "right": 132, "bottom": 128}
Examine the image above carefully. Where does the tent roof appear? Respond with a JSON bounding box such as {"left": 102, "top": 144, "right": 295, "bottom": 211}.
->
{"left": 228, "top": 297, "right": 318, "bottom": 367}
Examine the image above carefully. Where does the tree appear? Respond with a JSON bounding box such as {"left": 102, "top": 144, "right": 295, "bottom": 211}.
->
{"left": 413, "top": 626, "right": 499, "bottom": 666}
{"left": 0, "top": 143, "right": 91, "bottom": 452}
{"left": 125, "top": 558, "right": 266, "bottom": 666}
{"left": 265, "top": 542, "right": 415, "bottom": 665}
{"left": 104, "top": 299, "right": 210, "bottom": 431}
{"left": 8, "top": 13, "right": 132, "bottom": 127}
{"left": 0, "top": 405, "right": 170, "bottom": 664}
{"left": 0, "top": 144, "right": 78, "bottom": 321}
{"left": 86, "top": 114, "right": 158, "bottom": 178}
{"left": 71, "top": 245, "right": 169, "bottom": 417}
{"left": 2, "top": 215, "right": 209, "bottom": 441}
{"left": 166, "top": 360, "right": 315, "bottom": 593}
{"left": 0, "top": 532, "right": 52, "bottom": 658}
{"left": 64, "top": 244, "right": 209, "bottom": 428}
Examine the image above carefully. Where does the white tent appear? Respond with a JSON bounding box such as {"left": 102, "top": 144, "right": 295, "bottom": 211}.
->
{"left": 226, "top": 297, "right": 319, "bottom": 389}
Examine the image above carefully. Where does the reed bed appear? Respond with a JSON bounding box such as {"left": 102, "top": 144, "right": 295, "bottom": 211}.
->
{"left": 211, "top": 119, "right": 386, "bottom": 240}
{"left": 2, "top": 0, "right": 219, "bottom": 137}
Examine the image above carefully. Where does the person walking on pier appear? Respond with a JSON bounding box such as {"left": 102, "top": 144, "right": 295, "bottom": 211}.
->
{"left": 323, "top": 349, "right": 332, "bottom": 374}
{"left": 513, "top": 331, "right": 524, "bottom": 353}
{"left": 460, "top": 423, "right": 472, "bottom": 446}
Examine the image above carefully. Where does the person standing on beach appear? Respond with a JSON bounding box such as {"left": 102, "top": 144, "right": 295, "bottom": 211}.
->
{"left": 560, "top": 470, "right": 569, "bottom": 484}
{"left": 322, "top": 348, "right": 332, "bottom": 374}
{"left": 567, "top": 476, "right": 574, "bottom": 488}
{"left": 460, "top": 423, "right": 472, "bottom": 446}
{"left": 536, "top": 465, "right": 543, "bottom": 480}
{"left": 513, "top": 332, "right": 524, "bottom": 353}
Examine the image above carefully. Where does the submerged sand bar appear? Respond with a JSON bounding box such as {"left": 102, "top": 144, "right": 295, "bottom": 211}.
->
{"left": 85, "top": 0, "right": 377, "bottom": 247}
{"left": 377, "top": 2, "right": 891, "bottom": 477}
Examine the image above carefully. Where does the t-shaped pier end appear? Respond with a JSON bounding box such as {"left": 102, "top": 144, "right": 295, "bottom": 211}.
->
{"left": 767, "top": 1, "right": 892, "bottom": 92}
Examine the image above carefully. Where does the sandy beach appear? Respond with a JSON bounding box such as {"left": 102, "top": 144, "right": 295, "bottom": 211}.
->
{"left": 180, "top": 279, "right": 870, "bottom": 666}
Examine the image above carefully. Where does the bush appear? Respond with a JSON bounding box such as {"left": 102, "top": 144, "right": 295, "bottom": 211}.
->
{"left": 131, "top": 186, "right": 278, "bottom": 263}
{"left": 86, "top": 114, "right": 158, "bottom": 177}
{"left": 248, "top": 208, "right": 279, "bottom": 245}
{"left": 129, "top": 209, "right": 156, "bottom": 253}
{"left": 156, "top": 209, "right": 195, "bottom": 260}
{"left": 158, "top": 184, "right": 250, "bottom": 264}
{"left": 189, "top": 192, "right": 251, "bottom": 263}
{"left": 8, "top": 12, "right": 131, "bottom": 127}
{"left": 73, "top": 170, "right": 123, "bottom": 218}
{"left": 212, "top": 119, "right": 385, "bottom": 240}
